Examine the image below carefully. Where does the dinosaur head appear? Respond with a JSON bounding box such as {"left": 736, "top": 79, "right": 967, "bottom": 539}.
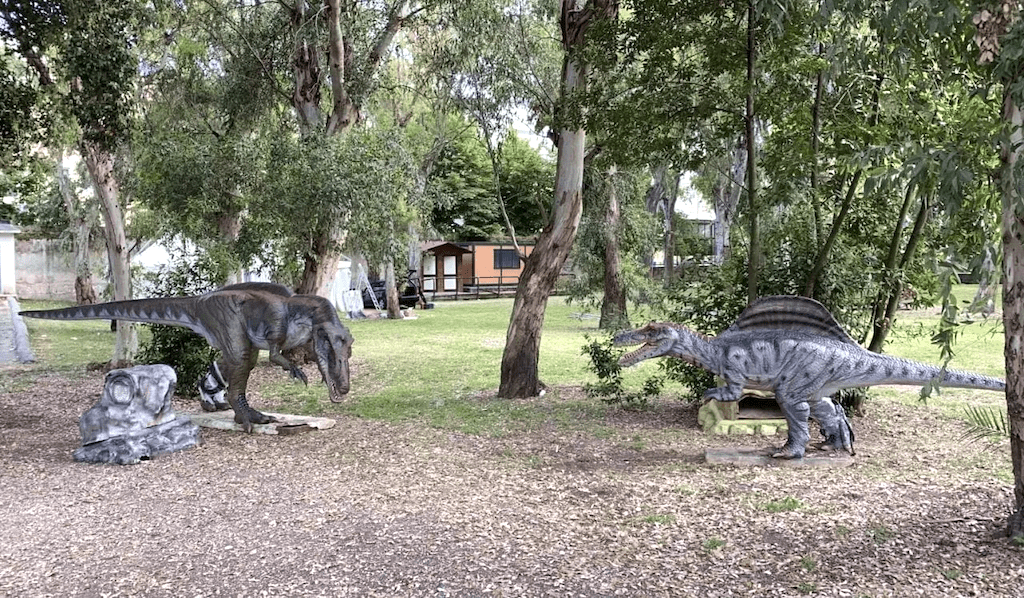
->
{"left": 612, "top": 323, "right": 681, "bottom": 367}
{"left": 314, "top": 322, "right": 353, "bottom": 403}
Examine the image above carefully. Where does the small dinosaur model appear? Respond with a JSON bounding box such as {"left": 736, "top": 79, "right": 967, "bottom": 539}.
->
{"left": 613, "top": 295, "right": 1005, "bottom": 459}
{"left": 20, "top": 287, "right": 353, "bottom": 433}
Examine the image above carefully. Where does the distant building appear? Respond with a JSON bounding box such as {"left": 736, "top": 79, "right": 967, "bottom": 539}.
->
{"left": 0, "top": 221, "right": 21, "bottom": 295}
{"left": 420, "top": 241, "right": 539, "bottom": 299}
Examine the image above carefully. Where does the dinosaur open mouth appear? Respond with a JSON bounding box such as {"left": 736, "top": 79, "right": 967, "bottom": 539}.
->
{"left": 618, "top": 344, "right": 654, "bottom": 366}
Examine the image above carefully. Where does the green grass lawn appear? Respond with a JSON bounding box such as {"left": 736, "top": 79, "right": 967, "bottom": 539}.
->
{"left": 16, "top": 286, "right": 1009, "bottom": 435}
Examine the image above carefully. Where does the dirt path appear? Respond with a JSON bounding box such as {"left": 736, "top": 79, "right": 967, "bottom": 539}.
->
{"left": 1, "top": 365, "right": 1020, "bottom": 597}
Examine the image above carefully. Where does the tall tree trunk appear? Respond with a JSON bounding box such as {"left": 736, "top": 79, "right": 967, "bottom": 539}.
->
{"left": 744, "top": 0, "right": 760, "bottom": 304}
{"left": 599, "top": 165, "right": 627, "bottom": 329}
{"left": 296, "top": 231, "right": 345, "bottom": 296}
{"left": 711, "top": 138, "right": 746, "bottom": 265}
{"left": 810, "top": 53, "right": 825, "bottom": 246}
{"left": 865, "top": 185, "right": 917, "bottom": 352}
{"left": 803, "top": 169, "right": 863, "bottom": 298}
{"left": 870, "top": 195, "right": 930, "bottom": 351}
{"left": 56, "top": 155, "right": 98, "bottom": 305}
{"left": 83, "top": 141, "right": 136, "bottom": 365}
{"left": 662, "top": 171, "right": 680, "bottom": 285}
{"left": 1000, "top": 89, "right": 1024, "bottom": 538}
{"left": 498, "top": 0, "right": 616, "bottom": 399}
{"left": 384, "top": 258, "right": 402, "bottom": 319}
{"left": 974, "top": 0, "right": 1023, "bottom": 539}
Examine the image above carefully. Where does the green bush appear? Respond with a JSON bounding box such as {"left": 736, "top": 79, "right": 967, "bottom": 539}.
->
{"left": 136, "top": 250, "right": 225, "bottom": 397}
{"left": 581, "top": 334, "right": 663, "bottom": 410}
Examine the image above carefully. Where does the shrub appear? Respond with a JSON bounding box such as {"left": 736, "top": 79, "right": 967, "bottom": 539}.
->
{"left": 136, "top": 250, "right": 225, "bottom": 397}
{"left": 581, "top": 334, "right": 663, "bottom": 410}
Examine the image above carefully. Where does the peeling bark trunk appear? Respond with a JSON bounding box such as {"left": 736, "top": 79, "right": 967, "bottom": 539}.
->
{"left": 83, "top": 141, "right": 136, "bottom": 364}
{"left": 1001, "top": 94, "right": 1024, "bottom": 538}
{"left": 744, "top": 0, "right": 760, "bottom": 303}
{"left": 810, "top": 46, "right": 825, "bottom": 246}
{"left": 498, "top": 0, "right": 615, "bottom": 398}
{"left": 296, "top": 230, "right": 345, "bottom": 297}
{"left": 289, "top": 0, "right": 408, "bottom": 297}
{"left": 599, "top": 165, "right": 627, "bottom": 330}
{"left": 384, "top": 258, "right": 402, "bottom": 319}
{"left": 56, "top": 157, "right": 98, "bottom": 305}
{"left": 711, "top": 139, "right": 745, "bottom": 265}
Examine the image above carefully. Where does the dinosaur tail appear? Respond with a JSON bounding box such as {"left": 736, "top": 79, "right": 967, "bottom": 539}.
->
{"left": 19, "top": 298, "right": 206, "bottom": 335}
{"left": 862, "top": 353, "right": 1005, "bottom": 392}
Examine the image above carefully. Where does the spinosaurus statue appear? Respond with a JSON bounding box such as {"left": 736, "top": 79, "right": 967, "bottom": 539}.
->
{"left": 613, "top": 295, "right": 1005, "bottom": 459}
{"left": 20, "top": 286, "right": 353, "bottom": 433}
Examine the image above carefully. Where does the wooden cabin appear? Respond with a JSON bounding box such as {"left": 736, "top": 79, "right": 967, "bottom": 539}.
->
{"left": 420, "top": 241, "right": 535, "bottom": 299}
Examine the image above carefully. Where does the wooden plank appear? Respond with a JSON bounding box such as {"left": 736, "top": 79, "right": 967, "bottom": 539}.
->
{"left": 188, "top": 411, "right": 336, "bottom": 435}
{"left": 705, "top": 446, "right": 855, "bottom": 468}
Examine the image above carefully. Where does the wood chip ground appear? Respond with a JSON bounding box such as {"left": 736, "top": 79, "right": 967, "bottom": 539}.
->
{"left": 1, "top": 365, "right": 1020, "bottom": 597}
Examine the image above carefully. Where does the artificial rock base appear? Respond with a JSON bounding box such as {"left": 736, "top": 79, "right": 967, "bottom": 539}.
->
{"left": 189, "top": 411, "right": 336, "bottom": 435}
{"left": 74, "top": 364, "right": 199, "bottom": 465}
{"left": 697, "top": 398, "right": 790, "bottom": 437}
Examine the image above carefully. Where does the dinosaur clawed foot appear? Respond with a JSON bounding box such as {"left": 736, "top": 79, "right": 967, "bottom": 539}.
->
{"left": 288, "top": 365, "right": 308, "bottom": 385}
{"left": 234, "top": 394, "right": 277, "bottom": 433}
{"left": 771, "top": 443, "right": 806, "bottom": 460}
{"left": 234, "top": 409, "right": 276, "bottom": 433}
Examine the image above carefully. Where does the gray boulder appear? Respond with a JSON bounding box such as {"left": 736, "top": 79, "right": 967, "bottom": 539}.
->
{"left": 73, "top": 364, "right": 199, "bottom": 465}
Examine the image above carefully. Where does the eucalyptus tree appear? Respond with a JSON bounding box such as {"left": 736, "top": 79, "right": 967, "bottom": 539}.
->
{"left": 567, "top": 159, "right": 659, "bottom": 329}
{"left": 1, "top": 0, "right": 149, "bottom": 363}
{"left": 131, "top": 0, "right": 286, "bottom": 283}
{"left": 498, "top": 0, "right": 619, "bottom": 399}
{"left": 974, "top": 0, "right": 1024, "bottom": 539}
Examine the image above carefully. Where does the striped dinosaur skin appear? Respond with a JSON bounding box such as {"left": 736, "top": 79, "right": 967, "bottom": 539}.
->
{"left": 20, "top": 287, "right": 353, "bottom": 433}
{"left": 196, "top": 282, "right": 304, "bottom": 413}
{"left": 613, "top": 296, "right": 1005, "bottom": 459}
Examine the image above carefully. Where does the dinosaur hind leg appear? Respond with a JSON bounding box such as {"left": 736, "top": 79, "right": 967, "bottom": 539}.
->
{"left": 772, "top": 396, "right": 810, "bottom": 459}
{"left": 810, "top": 396, "right": 855, "bottom": 455}
{"left": 222, "top": 353, "right": 276, "bottom": 433}
{"left": 198, "top": 362, "right": 231, "bottom": 412}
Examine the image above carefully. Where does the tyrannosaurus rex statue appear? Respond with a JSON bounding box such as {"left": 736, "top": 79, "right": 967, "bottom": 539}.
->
{"left": 613, "top": 295, "right": 1005, "bottom": 459}
{"left": 196, "top": 282, "right": 306, "bottom": 413}
{"left": 20, "top": 286, "right": 353, "bottom": 432}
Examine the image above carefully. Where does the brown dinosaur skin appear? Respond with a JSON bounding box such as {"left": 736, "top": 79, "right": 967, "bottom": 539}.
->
{"left": 20, "top": 288, "right": 353, "bottom": 433}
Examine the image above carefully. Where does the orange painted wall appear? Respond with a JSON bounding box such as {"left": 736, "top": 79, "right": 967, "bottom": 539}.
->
{"left": 466, "top": 243, "right": 534, "bottom": 286}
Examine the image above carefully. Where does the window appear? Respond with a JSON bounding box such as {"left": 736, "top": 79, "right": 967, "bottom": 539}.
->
{"left": 493, "top": 248, "right": 521, "bottom": 270}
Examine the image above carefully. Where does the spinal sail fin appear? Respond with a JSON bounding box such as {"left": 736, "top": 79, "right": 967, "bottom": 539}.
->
{"left": 723, "top": 295, "right": 858, "bottom": 345}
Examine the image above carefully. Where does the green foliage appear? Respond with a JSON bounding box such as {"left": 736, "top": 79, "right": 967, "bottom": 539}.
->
{"left": 869, "top": 524, "right": 896, "bottom": 544}
{"left": 61, "top": 1, "right": 145, "bottom": 150}
{"left": 762, "top": 497, "right": 802, "bottom": 513}
{"left": 581, "top": 334, "right": 663, "bottom": 410}
{"left": 426, "top": 128, "right": 552, "bottom": 241}
{"left": 701, "top": 537, "right": 726, "bottom": 553}
{"left": 799, "top": 556, "right": 817, "bottom": 573}
{"left": 135, "top": 251, "right": 223, "bottom": 397}
{"left": 426, "top": 128, "right": 504, "bottom": 240}
{"left": 961, "top": 405, "right": 1010, "bottom": 442}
